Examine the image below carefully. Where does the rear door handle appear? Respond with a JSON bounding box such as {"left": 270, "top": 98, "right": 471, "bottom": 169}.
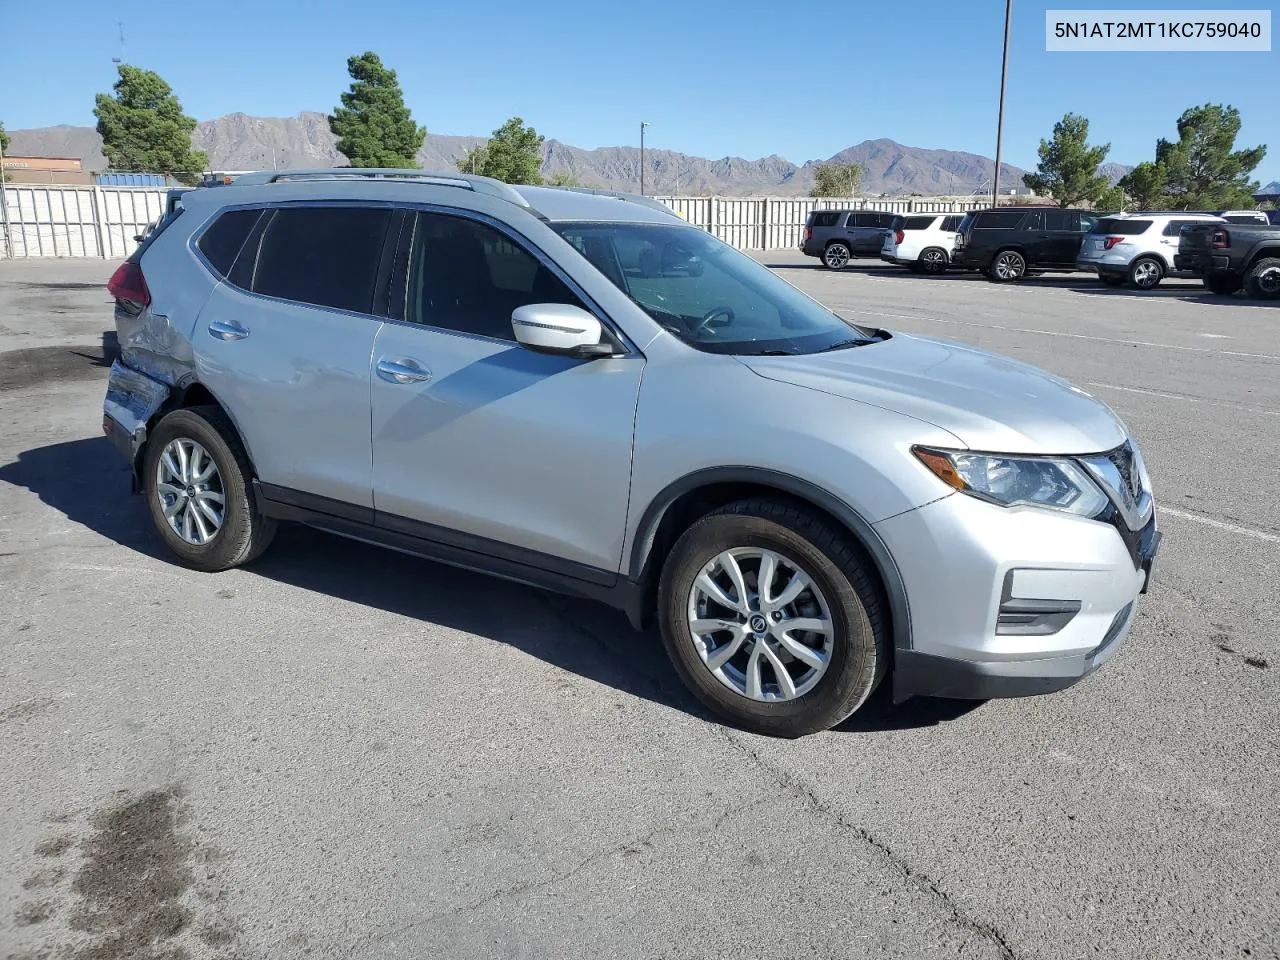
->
{"left": 376, "top": 357, "right": 432, "bottom": 384}
{"left": 207, "top": 319, "right": 249, "bottom": 341}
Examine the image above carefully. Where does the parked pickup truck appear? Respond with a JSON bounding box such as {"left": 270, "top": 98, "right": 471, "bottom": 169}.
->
{"left": 1176, "top": 221, "right": 1280, "bottom": 298}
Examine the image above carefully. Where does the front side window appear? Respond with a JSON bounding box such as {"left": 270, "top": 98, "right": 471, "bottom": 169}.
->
{"left": 251, "top": 206, "right": 391, "bottom": 313}
{"left": 553, "top": 222, "right": 877, "bottom": 356}
{"left": 406, "top": 213, "right": 582, "bottom": 340}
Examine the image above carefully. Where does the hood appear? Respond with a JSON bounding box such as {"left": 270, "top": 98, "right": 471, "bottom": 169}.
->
{"left": 739, "top": 333, "right": 1126, "bottom": 455}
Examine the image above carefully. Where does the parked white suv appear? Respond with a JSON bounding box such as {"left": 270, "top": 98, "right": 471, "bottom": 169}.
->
{"left": 880, "top": 213, "right": 963, "bottom": 274}
{"left": 1077, "top": 212, "right": 1224, "bottom": 289}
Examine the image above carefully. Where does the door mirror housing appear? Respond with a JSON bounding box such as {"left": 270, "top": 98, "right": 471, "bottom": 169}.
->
{"left": 511, "top": 304, "right": 617, "bottom": 359}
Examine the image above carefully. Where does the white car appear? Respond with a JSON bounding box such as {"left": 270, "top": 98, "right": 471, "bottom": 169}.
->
{"left": 880, "top": 213, "right": 963, "bottom": 274}
{"left": 1076, "top": 212, "right": 1224, "bottom": 290}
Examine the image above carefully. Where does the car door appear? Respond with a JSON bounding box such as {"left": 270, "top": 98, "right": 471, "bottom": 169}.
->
{"left": 194, "top": 203, "right": 393, "bottom": 510}
{"left": 369, "top": 209, "right": 645, "bottom": 574}
{"left": 1044, "top": 209, "right": 1086, "bottom": 265}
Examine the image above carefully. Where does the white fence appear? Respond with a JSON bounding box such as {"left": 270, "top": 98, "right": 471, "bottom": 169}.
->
{"left": 0, "top": 184, "right": 989, "bottom": 259}
{"left": 0, "top": 185, "right": 167, "bottom": 259}
{"left": 653, "top": 195, "right": 988, "bottom": 250}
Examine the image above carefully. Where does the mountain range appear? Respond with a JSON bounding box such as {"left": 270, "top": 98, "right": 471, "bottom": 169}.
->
{"left": 8, "top": 111, "right": 1133, "bottom": 197}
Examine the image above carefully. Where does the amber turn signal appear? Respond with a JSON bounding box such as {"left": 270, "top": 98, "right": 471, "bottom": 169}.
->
{"left": 912, "top": 447, "right": 967, "bottom": 491}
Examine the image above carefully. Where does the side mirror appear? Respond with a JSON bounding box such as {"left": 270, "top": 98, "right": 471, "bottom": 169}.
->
{"left": 512, "top": 304, "right": 617, "bottom": 359}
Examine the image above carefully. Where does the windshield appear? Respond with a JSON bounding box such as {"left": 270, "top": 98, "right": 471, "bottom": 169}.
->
{"left": 552, "top": 221, "right": 878, "bottom": 355}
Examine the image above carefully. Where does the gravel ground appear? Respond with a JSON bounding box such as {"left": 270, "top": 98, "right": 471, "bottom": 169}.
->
{"left": 1, "top": 254, "right": 1277, "bottom": 960}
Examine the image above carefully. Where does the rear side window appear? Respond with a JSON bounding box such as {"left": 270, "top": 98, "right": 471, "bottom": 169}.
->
{"left": 903, "top": 216, "right": 935, "bottom": 230}
{"left": 1019, "top": 210, "right": 1045, "bottom": 231}
{"left": 810, "top": 211, "right": 841, "bottom": 228}
{"left": 878, "top": 213, "right": 897, "bottom": 228}
{"left": 251, "top": 206, "right": 391, "bottom": 313}
{"left": 1045, "top": 210, "right": 1077, "bottom": 232}
{"left": 941, "top": 215, "right": 962, "bottom": 232}
{"left": 974, "top": 210, "right": 1024, "bottom": 229}
{"left": 1093, "top": 218, "right": 1151, "bottom": 235}
{"left": 1222, "top": 213, "right": 1265, "bottom": 224}
{"left": 852, "top": 212, "right": 877, "bottom": 227}
{"left": 197, "top": 209, "right": 262, "bottom": 277}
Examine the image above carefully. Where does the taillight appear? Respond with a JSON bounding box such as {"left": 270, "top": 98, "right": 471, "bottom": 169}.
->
{"left": 1211, "top": 228, "right": 1230, "bottom": 249}
{"left": 895, "top": 229, "right": 904, "bottom": 245}
{"left": 1103, "top": 236, "right": 1125, "bottom": 250}
{"left": 804, "top": 226, "right": 813, "bottom": 242}
{"left": 107, "top": 262, "right": 150, "bottom": 305}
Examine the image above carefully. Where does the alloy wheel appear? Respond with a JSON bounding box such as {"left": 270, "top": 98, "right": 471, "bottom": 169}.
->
{"left": 1132, "top": 259, "right": 1161, "bottom": 288}
{"left": 994, "top": 252, "right": 1024, "bottom": 280}
{"left": 155, "top": 438, "right": 225, "bottom": 545}
{"left": 1258, "top": 265, "right": 1280, "bottom": 295}
{"left": 824, "top": 245, "right": 850, "bottom": 269}
{"left": 686, "top": 548, "right": 834, "bottom": 702}
{"left": 921, "top": 249, "right": 946, "bottom": 273}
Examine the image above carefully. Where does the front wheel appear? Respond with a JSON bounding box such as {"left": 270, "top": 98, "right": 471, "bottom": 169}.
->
{"left": 657, "top": 499, "right": 887, "bottom": 737}
{"left": 987, "top": 249, "right": 1026, "bottom": 282}
{"left": 143, "top": 406, "right": 277, "bottom": 572}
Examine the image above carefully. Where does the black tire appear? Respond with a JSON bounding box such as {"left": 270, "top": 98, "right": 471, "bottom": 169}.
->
{"left": 142, "top": 406, "right": 277, "bottom": 572}
{"left": 1204, "top": 273, "right": 1243, "bottom": 296}
{"left": 986, "top": 249, "right": 1026, "bottom": 282}
{"left": 823, "top": 242, "right": 851, "bottom": 270}
{"left": 1127, "top": 255, "right": 1164, "bottom": 290}
{"left": 1099, "top": 274, "right": 1125, "bottom": 287}
{"left": 657, "top": 498, "right": 887, "bottom": 738}
{"left": 1243, "top": 258, "right": 1280, "bottom": 300}
{"left": 918, "top": 247, "right": 949, "bottom": 275}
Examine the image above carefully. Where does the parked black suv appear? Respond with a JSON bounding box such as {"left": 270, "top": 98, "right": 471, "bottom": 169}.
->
{"left": 954, "top": 208, "right": 1099, "bottom": 282}
{"left": 1177, "top": 221, "right": 1280, "bottom": 298}
{"left": 800, "top": 209, "right": 897, "bottom": 269}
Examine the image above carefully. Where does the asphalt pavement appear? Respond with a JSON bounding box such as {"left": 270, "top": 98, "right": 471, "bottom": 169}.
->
{"left": 1, "top": 254, "right": 1277, "bottom": 960}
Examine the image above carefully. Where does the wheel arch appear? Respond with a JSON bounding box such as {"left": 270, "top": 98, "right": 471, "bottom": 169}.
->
{"left": 1245, "top": 243, "right": 1280, "bottom": 268}
{"left": 628, "top": 467, "right": 911, "bottom": 653}
{"left": 135, "top": 378, "right": 251, "bottom": 482}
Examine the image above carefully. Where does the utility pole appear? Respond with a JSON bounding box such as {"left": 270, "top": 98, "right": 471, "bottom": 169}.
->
{"left": 0, "top": 136, "right": 11, "bottom": 258}
{"left": 640, "top": 121, "right": 649, "bottom": 195}
{"left": 992, "top": 0, "right": 1012, "bottom": 207}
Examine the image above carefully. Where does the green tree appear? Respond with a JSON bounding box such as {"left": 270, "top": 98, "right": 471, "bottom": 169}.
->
{"left": 329, "top": 52, "right": 425, "bottom": 168}
{"left": 1021, "top": 113, "right": 1111, "bottom": 207}
{"left": 1116, "top": 161, "right": 1166, "bottom": 209}
{"left": 456, "top": 117, "right": 544, "bottom": 184}
{"left": 93, "top": 65, "right": 208, "bottom": 185}
{"left": 1155, "top": 104, "right": 1265, "bottom": 209}
{"left": 1095, "top": 184, "right": 1128, "bottom": 212}
{"left": 809, "top": 162, "right": 862, "bottom": 197}
{"left": 0, "top": 120, "right": 9, "bottom": 154}
{"left": 548, "top": 170, "right": 582, "bottom": 187}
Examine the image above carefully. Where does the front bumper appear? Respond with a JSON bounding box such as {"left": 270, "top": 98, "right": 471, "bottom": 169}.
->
{"left": 876, "top": 492, "right": 1158, "bottom": 702}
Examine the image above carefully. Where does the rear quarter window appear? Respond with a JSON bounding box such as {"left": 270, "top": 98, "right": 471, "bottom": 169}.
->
{"left": 809, "top": 211, "right": 841, "bottom": 228}
{"left": 1093, "top": 218, "right": 1151, "bottom": 235}
{"left": 941, "top": 215, "right": 962, "bottom": 232}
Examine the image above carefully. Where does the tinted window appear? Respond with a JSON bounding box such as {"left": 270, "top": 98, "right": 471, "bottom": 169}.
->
{"left": 852, "top": 212, "right": 878, "bottom": 228}
{"left": 1094, "top": 218, "right": 1152, "bottom": 235}
{"left": 1222, "top": 213, "right": 1265, "bottom": 224}
{"left": 554, "top": 221, "right": 874, "bottom": 356}
{"left": 252, "top": 206, "right": 390, "bottom": 313}
{"left": 406, "top": 213, "right": 581, "bottom": 340}
{"left": 1268, "top": 210, "right": 1280, "bottom": 226}
{"left": 903, "top": 216, "right": 936, "bottom": 230}
{"left": 1045, "top": 210, "right": 1077, "bottom": 232}
{"left": 877, "top": 213, "right": 897, "bottom": 228}
{"left": 810, "top": 211, "right": 841, "bottom": 228}
{"left": 197, "top": 209, "right": 262, "bottom": 277}
{"left": 1080, "top": 213, "right": 1099, "bottom": 233}
{"left": 941, "top": 215, "right": 962, "bottom": 232}
{"left": 974, "top": 210, "right": 1024, "bottom": 229}
{"left": 1019, "top": 210, "right": 1045, "bottom": 231}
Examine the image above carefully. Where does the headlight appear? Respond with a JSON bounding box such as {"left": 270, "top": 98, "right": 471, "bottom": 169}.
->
{"left": 913, "top": 447, "right": 1109, "bottom": 518}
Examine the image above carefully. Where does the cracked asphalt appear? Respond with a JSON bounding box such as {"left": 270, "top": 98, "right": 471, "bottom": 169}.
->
{"left": 1, "top": 255, "right": 1278, "bottom": 959}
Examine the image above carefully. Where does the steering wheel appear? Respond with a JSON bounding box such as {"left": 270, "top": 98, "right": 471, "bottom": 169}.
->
{"left": 691, "top": 305, "right": 735, "bottom": 336}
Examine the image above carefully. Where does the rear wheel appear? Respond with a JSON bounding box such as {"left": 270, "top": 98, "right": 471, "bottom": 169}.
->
{"left": 987, "top": 249, "right": 1026, "bottom": 282}
{"left": 1204, "top": 273, "right": 1243, "bottom": 296}
{"left": 1243, "top": 258, "right": 1280, "bottom": 300}
{"left": 657, "top": 498, "right": 887, "bottom": 737}
{"left": 823, "top": 243, "right": 851, "bottom": 270}
{"left": 918, "top": 247, "right": 949, "bottom": 275}
{"left": 143, "top": 406, "right": 276, "bottom": 572}
{"left": 1128, "top": 256, "right": 1164, "bottom": 290}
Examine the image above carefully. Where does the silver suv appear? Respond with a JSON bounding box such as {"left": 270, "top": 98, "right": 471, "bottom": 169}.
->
{"left": 102, "top": 169, "right": 1159, "bottom": 737}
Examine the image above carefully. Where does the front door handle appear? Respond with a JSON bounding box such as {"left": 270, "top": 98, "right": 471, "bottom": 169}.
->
{"left": 208, "top": 319, "right": 249, "bottom": 341}
{"left": 376, "top": 357, "right": 432, "bottom": 385}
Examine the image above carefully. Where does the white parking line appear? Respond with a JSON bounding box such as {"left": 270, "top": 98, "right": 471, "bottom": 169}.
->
{"left": 1085, "top": 381, "right": 1280, "bottom": 417}
{"left": 843, "top": 310, "right": 1280, "bottom": 362}
{"left": 1159, "top": 506, "right": 1280, "bottom": 544}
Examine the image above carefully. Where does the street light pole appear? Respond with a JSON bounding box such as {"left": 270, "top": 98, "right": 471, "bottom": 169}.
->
{"left": 640, "top": 121, "right": 649, "bottom": 195}
{"left": 0, "top": 137, "right": 11, "bottom": 259}
{"left": 992, "top": 0, "right": 1013, "bottom": 207}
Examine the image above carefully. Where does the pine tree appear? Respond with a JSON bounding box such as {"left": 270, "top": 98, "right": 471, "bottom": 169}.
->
{"left": 329, "top": 52, "right": 426, "bottom": 168}
{"left": 1021, "top": 113, "right": 1110, "bottom": 207}
{"left": 93, "top": 65, "right": 208, "bottom": 185}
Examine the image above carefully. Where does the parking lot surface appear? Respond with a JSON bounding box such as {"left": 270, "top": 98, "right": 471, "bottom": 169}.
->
{"left": 2, "top": 254, "right": 1277, "bottom": 960}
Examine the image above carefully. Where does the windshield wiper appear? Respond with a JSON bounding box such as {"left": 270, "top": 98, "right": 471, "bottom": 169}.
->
{"left": 815, "top": 338, "right": 873, "bottom": 353}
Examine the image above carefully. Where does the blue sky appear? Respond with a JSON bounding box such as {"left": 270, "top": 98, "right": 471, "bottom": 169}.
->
{"left": 2, "top": 0, "right": 1277, "bottom": 182}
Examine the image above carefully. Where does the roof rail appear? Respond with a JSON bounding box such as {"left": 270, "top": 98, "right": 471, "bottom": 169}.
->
{"left": 541, "top": 185, "right": 680, "bottom": 216}
{"left": 227, "top": 168, "right": 532, "bottom": 208}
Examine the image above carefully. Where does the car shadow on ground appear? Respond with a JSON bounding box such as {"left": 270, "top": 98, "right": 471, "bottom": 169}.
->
{"left": 1, "top": 434, "right": 983, "bottom": 735}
